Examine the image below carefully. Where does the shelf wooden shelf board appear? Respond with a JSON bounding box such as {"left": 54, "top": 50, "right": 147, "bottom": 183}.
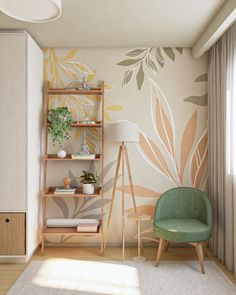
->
{"left": 48, "top": 88, "right": 102, "bottom": 95}
{"left": 44, "top": 154, "right": 102, "bottom": 161}
{"left": 44, "top": 186, "right": 101, "bottom": 197}
{"left": 46, "top": 121, "right": 103, "bottom": 127}
{"left": 42, "top": 226, "right": 101, "bottom": 236}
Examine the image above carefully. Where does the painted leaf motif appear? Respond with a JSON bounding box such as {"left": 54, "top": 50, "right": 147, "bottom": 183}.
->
{"left": 59, "top": 65, "right": 80, "bottom": 81}
{"left": 52, "top": 197, "right": 69, "bottom": 218}
{"left": 155, "top": 48, "right": 165, "bottom": 63}
{"left": 139, "top": 132, "right": 171, "bottom": 177}
{"left": 136, "top": 63, "right": 144, "bottom": 90}
{"left": 86, "top": 70, "right": 96, "bottom": 82}
{"left": 184, "top": 94, "right": 208, "bottom": 106}
{"left": 103, "top": 160, "right": 117, "bottom": 177}
{"left": 88, "top": 128, "right": 101, "bottom": 139}
{"left": 103, "top": 177, "right": 120, "bottom": 193}
{"left": 155, "top": 95, "right": 175, "bottom": 157}
{"left": 63, "top": 49, "right": 78, "bottom": 61}
{"left": 125, "top": 48, "right": 147, "bottom": 57}
{"left": 79, "top": 199, "right": 111, "bottom": 213}
{"left": 176, "top": 48, "right": 183, "bottom": 54}
{"left": 116, "top": 185, "right": 160, "bottom": 198}
{"left": 104, "top": 83, "right": 114, "bottom": 91}
{"left": 164, "top": 48, "right": 175, "bottom": 61}
{"left": 104, "top": 111, "right": 111, "bottom": 121}
{"left": 146, "top": 54, "right": 157, "bottom": 72}
{"left": 123, "top": 69, "right": 134, "bottom": 86}
{"left": 195, "top": 73, "right": 208, "bottom": 82}
{"left": 64, "top": 61, "right": 93, "bottom": 74}
{"left": 179, "top": 111, "right": 197, "bottom": 183}
{"left": 117, "top": 58, "right": 142, "bottom": 66}
{"left": 126, "top": 205, "right": 155, "bottom": 219}
{"left": 191, "top": 130, "right": 208, "bottom": 188}
{"left": 68, "top": 169, "right": 79, "bottom": 187}
{"left": 150, "top": 79, "right": 175, "bottom": 158}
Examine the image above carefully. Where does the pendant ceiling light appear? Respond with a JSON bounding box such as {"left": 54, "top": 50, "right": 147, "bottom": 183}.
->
{"left": 0, "top": 0, "right": 61, "bottom": 23}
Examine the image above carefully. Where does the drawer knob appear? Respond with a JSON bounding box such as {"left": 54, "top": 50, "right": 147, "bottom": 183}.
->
{"left": 5, "top": 218, "right": 10, "bottom": 223}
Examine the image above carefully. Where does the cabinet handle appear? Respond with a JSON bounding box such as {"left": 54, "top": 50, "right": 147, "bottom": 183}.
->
{"left": 5, "top": 218, "right": 10, "bottom": 223}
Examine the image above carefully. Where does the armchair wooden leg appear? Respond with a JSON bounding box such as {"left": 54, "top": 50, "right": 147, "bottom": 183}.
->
{"left": 191, "top": 242, "right": 205, "bottom": 274}
{"left": 156, "top": 238, "right": 166, "bottom": 267}
{"left": 164, "top": 242, "right": 169, "bottom": 252}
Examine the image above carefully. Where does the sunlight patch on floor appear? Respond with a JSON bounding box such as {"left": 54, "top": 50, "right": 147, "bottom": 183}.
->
{"left": 32, "top": 259, "right": 141, "bottom": 295}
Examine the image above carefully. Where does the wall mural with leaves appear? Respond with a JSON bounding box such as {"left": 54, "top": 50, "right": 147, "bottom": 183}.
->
{"left": 43, "top": 48, "right": 208, "bottom": 245}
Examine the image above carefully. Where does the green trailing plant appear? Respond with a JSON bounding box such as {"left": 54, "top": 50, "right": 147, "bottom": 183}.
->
{"left": 48, "top": 107, "right": 73, "bottom": 146}
{"left": 79, "top": 170, "right": 99, "bottom": 184}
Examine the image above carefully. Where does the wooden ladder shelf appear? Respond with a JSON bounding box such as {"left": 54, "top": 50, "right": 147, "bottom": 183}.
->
{"left": 41, "top": 81, "right": 105, "bottom": 256}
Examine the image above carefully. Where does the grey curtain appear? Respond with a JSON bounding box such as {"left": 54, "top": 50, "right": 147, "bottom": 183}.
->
{"left": 208, "top": 22, "right": 236, "bottom": 274}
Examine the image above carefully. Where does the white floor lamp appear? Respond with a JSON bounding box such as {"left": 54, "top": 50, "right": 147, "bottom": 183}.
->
{"left": 104, "top": 121, "right": 139, "bottom": 259}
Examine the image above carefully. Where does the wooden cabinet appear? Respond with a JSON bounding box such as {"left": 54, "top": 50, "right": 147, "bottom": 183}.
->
{"left": 0, "top": 31, "right": 43, "bottom": 262}
{"left": 0, "top": 213, "right": 25, "bottom": 255}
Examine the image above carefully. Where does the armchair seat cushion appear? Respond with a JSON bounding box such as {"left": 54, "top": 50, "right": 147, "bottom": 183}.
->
{"left": 154, "top": 218, "right": 211, "bottom": 243}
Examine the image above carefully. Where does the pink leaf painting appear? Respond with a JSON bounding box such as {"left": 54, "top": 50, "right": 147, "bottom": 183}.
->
{"left": 150, "top": 78, "right": 176, "bottom": 158}
{"left": 116, "top": 185, "right": 160, "bottom": 198}
{"left": 190, "top": 130, "right": 208, "bottom": 188}
{"left": 179, "top": 111, "right": 197, "bottom": 184}
{"left": 155, "top": 95, "right": 175, "bottom": 158}
{"left": 139, "top": 131, "right": 172, "bottom": 179}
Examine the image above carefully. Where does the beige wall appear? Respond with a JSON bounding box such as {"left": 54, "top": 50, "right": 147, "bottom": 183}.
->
{"left": 44, "top": 48, "right": 208, "bottom": 245}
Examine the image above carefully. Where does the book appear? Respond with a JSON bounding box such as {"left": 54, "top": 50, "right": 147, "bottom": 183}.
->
{"left": 54, "top": 187, "right": 76, "bottom": 195}
{"left": 71, "top": 153, "right": 96, "bottom": 160}
{"left": 55, "top": 187, "right": 76, "bottom": 192}
{"left": 77, "top": 223, "right": 98, "bottom": 233}
{"left": 54, "top": 191, "right": 75, "bottom": 195}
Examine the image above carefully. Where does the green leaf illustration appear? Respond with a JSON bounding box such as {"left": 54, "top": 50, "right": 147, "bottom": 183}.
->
{"left": 123, "top": 69, "right": 134, "bottom": 86}
{"left": 176, "top": 48, "right": 183, "bottom": 54}
{"left": 184, "top": 94, "right": 208, "bottom": 106}
{"left": 195, "top": 73, "right": 208, "bottom": 82}
{"left": 164, "top": 48, "right": 175, "bottom": 61}
{"left": 155, "top": 48, "right": 165, "bottom": 66}
{"left": 80, "top": 199, "right": 111, "bottom": 213}
{"left": 52, "top": 197, "right": 69, "bottom": 218}
{"left": 126, "top": 48, "right": 147, "bottom": 57}
{"left": 136, "top": 63, "right": 144, "bottom": 90}
{"left": 146, "top": 55, "right": 157, "bottom": 72}
{"left": 117, "top": 58, "right": 142, "bottom": 66}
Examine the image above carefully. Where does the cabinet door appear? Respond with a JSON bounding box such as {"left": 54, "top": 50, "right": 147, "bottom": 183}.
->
{"left": 0, "top": 33, "right": 26, "bottom": 211}
{"left": 0, "top": 213, "right": 25, "bottom": 255}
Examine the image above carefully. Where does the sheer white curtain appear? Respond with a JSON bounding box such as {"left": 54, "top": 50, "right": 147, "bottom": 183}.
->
{"left": 208, "top": 22, "right": 236, "bottom": 273}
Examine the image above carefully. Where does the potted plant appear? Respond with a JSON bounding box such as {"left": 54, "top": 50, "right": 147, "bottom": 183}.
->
{"left": 48, "top": 107, "right": 73, "bottom": 147}
{"left": 79, "top": 170, "right": 98, "bottom": 194}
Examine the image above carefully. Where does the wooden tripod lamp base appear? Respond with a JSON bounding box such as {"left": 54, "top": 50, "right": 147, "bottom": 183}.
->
{"left": 104, "top": 121, "right": 139, "bottom": 260}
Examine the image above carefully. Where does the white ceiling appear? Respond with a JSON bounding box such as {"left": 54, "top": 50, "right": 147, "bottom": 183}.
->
{"left": 0, "top": 0, "right": 226, "bottom": 48}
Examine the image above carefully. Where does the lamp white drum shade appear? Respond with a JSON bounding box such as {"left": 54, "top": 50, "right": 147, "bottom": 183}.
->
{"left": 107, "top": 121, "right": 139, "bottom": 142}
{"left": 0, "top": 0, "right": 61, "bottom": 23}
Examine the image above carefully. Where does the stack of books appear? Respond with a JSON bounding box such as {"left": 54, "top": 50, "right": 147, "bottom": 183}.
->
{"left": 71, "top": 153, "right": 95, "bottom": 160}
{"left": 54, "top": 187, "right": 76, "bottom": 195}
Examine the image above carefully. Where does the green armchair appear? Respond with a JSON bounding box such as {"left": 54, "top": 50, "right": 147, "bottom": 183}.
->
{"left": 153, "top": 187, "right": 212, "bottom": 273}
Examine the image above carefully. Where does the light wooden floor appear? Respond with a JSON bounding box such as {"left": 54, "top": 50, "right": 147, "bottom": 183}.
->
{"left": 0, "top": 246, "right": 235, "bottom": 295}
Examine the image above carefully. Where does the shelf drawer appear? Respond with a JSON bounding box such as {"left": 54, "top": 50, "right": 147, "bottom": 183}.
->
{"left": 0, "top": 213, "right": 25, "bottom": 255}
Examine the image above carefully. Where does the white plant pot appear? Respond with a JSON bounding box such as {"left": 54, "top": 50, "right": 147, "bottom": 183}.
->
{"left": 57, "top": 150, "right": 66, "bottom": 158}
{"left": 83, "top": 183, "right": 94, "bottom": 194}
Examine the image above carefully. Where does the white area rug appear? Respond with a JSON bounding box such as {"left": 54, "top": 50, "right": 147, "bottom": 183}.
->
{"left": 7, "top": 260, "right": 236, "bottom": 295}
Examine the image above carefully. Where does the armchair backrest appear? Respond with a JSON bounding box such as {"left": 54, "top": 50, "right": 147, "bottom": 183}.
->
{"left": 154, "top": 187, "right": 212, "bottom": 226}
